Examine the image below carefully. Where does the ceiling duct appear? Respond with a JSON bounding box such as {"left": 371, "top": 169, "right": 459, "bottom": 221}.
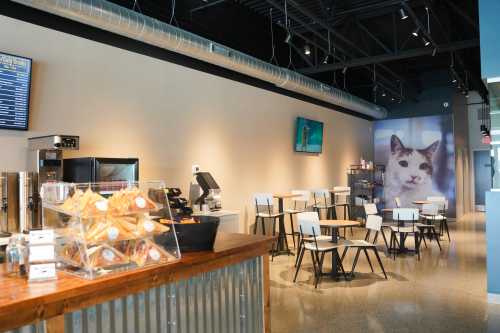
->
{"left": 11, "top": 0, "right": 388, "bottom": 119}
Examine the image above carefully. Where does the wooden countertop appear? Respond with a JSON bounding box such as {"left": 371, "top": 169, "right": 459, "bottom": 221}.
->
{"left": 0, "top": 233, "right": 273, "bottom": 332}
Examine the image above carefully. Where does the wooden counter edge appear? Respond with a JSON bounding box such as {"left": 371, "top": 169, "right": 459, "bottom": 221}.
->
{"left": 0, "top": 234, "right": 274, "bottom": 332}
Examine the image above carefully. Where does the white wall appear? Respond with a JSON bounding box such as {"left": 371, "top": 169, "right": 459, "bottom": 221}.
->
{"left": 0, "top": 15, "right": 373, "bottom": 231}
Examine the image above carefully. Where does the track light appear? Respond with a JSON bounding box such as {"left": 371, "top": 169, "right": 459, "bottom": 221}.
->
{"left": 323, "top": 55, "right": 329, "bottom": 64}
{"left": 285, "top": 31, "right": 292, "bottom": 44}
{"left": 304, "top": 44, "right": 311, "bottom": 55}
{"left": 391, "top": 97, "right": 395, "bottom": 101}
{"left": 399, "top": 8, "right": 408, "bottom": 20}
{"left": 451, "top": 77, "right": 457, "bottom": 83}
{"left": 342, "top": 67, "right": 348, "bottom": 74}
{"left": 412, "top": 27, "right": 420, "bottom": 37}
{"left": 432, "top": 48, "right": 437, "bottom": 56}
{"left": 422, "top": 36, "right": 431, "bottom": 46}
{"left": 382, "top": 91, "right": 386, "bottom": 97}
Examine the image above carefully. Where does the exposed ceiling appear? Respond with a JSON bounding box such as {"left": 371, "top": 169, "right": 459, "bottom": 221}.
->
{"left": 108, "top": 0, "right": 485, "bottom": 109}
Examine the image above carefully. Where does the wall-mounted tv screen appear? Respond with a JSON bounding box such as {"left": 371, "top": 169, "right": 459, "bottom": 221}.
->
{"left": 295, "top": 117, "right": 324, "bottom": 153}
{"left": 0, "top": 52, "right": 32, "bottom": 131}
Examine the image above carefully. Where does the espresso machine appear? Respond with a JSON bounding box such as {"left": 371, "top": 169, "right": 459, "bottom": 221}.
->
{"left": 28, "top": 135, "right": 79, "bottom": 229}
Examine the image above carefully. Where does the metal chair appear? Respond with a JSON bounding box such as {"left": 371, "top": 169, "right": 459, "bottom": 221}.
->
{"left": 341, "top": 215, "right": 388, "bottom": 279}
{"left": 333, "top": 186, "right": 351, "bottom": 219}
{"left": 252, "top": 193, "right": 284, "bottom": 258}
{"left": 427, "top": 197, "right": 450, "bottom": 241}
{"left": 293, "top": 212, "right": 347, "bottom": 288}
{"left": 284, "top": 190, "right": 310, "bottom": 249}
{"left": 389, "top": 208, "right": 421, "bottom": 260}
{"left": 312, "top": 189, "right": 335, "bottom": 220}
{"left": 363, "top": 203, "right": 390, "bottom": 251}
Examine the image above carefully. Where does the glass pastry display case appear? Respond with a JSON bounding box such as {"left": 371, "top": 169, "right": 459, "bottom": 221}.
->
{"left": 41, "top": 181, "right": 180, "bottom": 280}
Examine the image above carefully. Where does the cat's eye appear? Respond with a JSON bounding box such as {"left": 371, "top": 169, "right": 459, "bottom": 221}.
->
{"left": 420, "top": 163, "right": 430, "bottom": 170}
{"left": 398, "top": 161, "right": 408, "bottom": 167}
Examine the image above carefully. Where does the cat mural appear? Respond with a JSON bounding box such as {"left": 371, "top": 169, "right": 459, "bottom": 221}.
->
{"left": 384, "top": 134, "right": 444, "bottom": 208}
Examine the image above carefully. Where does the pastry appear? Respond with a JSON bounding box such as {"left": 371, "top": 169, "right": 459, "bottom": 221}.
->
{"left": 60, "top": 188, "right": 108, "bottom": 217}
{"left": 125, "top": 239, "right": 170, "bottom": 267}
{"left": 86, "top": 244, "right": 129, "bottom": 268}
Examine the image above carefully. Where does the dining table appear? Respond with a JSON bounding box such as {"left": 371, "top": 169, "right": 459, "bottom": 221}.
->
{"left": 273, "top": 193, "right": 301, "bottom": 256}
{"left": 319, "top": 219, "right": 361, "bottom": 278}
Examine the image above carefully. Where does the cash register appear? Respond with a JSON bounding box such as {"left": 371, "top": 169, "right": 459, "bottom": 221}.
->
{"left": 191, "top": 172, "right": 222, "bottom": 211}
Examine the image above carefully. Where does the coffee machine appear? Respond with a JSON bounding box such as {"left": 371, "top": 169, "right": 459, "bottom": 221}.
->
{"left": 28, "top": 135, "right": 79, "bottom": 229}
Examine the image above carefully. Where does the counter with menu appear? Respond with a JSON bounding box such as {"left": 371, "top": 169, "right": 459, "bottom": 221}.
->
{"left": 0, "top": 232, "right": 273, "bottom": 333}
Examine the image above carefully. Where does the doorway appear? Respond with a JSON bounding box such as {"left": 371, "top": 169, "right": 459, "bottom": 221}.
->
{"left": 474, "top": 150, "right": 492, "bottom": 211}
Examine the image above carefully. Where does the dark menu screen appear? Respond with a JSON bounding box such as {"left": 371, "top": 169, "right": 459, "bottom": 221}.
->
{"left": 0, "top": 53, "right": 32, "bottom": 130}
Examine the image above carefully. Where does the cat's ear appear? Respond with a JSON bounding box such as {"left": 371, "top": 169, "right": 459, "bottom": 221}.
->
{"left": 424, "top": 140, "right": 440, "bottom": 156}
{"left": 390, "top": 135, "right": 405, "bottom": 154}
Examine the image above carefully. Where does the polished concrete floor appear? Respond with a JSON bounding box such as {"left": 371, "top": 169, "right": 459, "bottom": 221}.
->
{"left": 269, "top": 213, "right": 500, "bottom": 332}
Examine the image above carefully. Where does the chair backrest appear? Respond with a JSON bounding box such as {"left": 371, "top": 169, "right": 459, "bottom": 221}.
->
{"left": 312, "top": 189, "right": 330, "bottom": 205}
{"left": 333, "top": 186, "right": 350, "bottom": 204}
{"left": 427, "top": 197, "right": 447, "bottom": 212}
{"left": 333, "top": 186, "right": 350, "bottom": 194}
{"left": 253, "top": 193, "right": 273, "bottom": 205}
{"left": 394, "top": 197, "right": 402, "bottom": 208}
{"left": 364, "top": 203, "right": 378, "bottom": 216}
{"left": 297, "top": 212, "right": 321, "bottom": 237}
{"left": 422, "top": 203, "right": 439, "bottom": 216}
{"left": 366, "top": 214, "right": 383, "bottom": 232}
{"left": 393, "top": 208, "right": 419, "bottom": 221}
{"left": 291, "top": 190, "right": 310, "bottom": 202}
{"left": 253, "top": 193, "right": 274, "bottom": 215}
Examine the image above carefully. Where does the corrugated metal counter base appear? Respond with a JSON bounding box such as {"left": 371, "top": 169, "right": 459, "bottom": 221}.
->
{"left": 5, "top": 256, "right": 264, "bottom": 333}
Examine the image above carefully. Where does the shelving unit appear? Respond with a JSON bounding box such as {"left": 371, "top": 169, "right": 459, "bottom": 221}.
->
{"left": 347, "top": 164, "right": 385, "bottom": 220}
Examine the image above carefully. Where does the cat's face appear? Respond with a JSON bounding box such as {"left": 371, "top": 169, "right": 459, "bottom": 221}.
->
{"left": 387, "top": 135, "right": 439, "bottom": 190}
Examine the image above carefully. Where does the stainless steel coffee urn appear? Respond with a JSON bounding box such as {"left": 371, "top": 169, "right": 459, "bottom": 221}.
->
{"left": 0, "top": 172, "right": 19, "bottom": 236}
{"left": 18, "top": 172, "right": 40, "bottom": 232}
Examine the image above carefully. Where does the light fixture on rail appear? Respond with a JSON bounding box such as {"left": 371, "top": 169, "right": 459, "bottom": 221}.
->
{"left": 399, "top": 8, "right": 408, "bottom": 20}
{"left": 285, "top": 31, "right": 292, "bottom": 44}
{"left": 322, "top": 55, "right": 329, "bottom": 64}
{"left": 382, "top": 90, "right": 387, "bottom": 97}
{"left": 304, "top": 44, "right": 311, "bottom": 55}
{"left": 432, "top": 48, "right": 437, "bottom": 56}
{"left": 422, "top": 36, "right": 431, "bottom": 46}
{"left": 412, "top": 27, "right": 420, "bottom": 37}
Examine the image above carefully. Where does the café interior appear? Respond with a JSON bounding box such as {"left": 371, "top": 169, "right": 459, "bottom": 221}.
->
{"left": 0, "top": 0, "right": 500, "bottom": 332}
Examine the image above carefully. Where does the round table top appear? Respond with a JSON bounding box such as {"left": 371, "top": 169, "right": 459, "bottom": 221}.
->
{"left": 273, "top": 193, "right": 302, "bottom": 199}
{"left": 320, "top": 220, "right": 361, "bottom": 228}
{"left": 413, "top": 200, "right": 432, "bottom": 205}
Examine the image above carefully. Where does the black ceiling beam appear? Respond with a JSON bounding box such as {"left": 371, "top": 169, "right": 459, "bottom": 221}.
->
{"left": 289, "top": 42, "right": 314, "bottom": 67}
{"left": 190, "top": 0, "right": 227, "bottom": 14}
{"left": 423, "top": 0, "right": 487, "bottom": 100}
{"left": 261, "top": 0, "right": 404, "bottom": 98}
{"left": 442, "top": 0, "right": 479, "bottom": 33}
{"left": 298, "top": 39, "right": 479, "bottom": 73}
{"left": 356, "top": 20, "right": 392, "bottom": 53}
{"left": 401, "top": 2, "right": 438, "bottom": 48}
{"left": 264, "top": 0, "right": 347, "bottom": 64}
{"left": 286, "top": 0, "right": 409, "bottom": 94}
